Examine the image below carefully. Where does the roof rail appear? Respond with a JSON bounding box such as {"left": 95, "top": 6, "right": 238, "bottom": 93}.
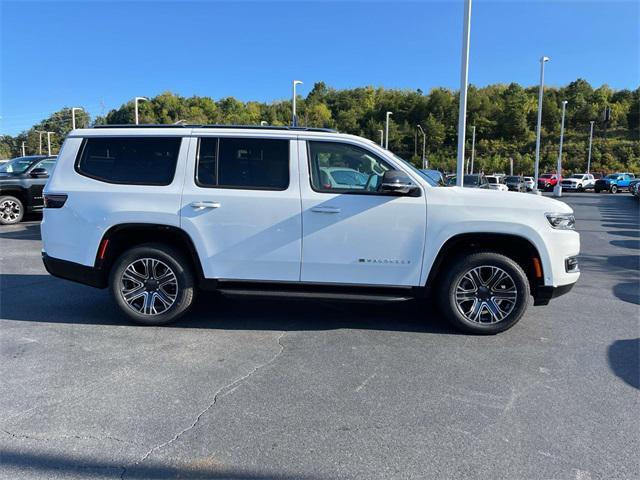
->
{"left": 92, "top": 124, "right": 337, "bottom": 133}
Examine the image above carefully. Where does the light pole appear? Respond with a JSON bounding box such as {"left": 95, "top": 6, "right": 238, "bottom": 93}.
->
{"left": 533, "top": 56, "right": 550, "bottom": 194}
{"left": 71, "top": 107, "right": 83, "bottom": 130}
{"left": 378, "top": 129, "right": 384, "bottom": 147}
{"left": 417, "top": 124, "right": 426, "bottom": 168}
{"left": 385, "top": 111, "right": 392, "bottom": 149}
{"left": 46, "top": 132, "right": 53, "bottom": 156}
{"left": 553, "top": 100, "right": 568, "bottom": 198}
{"left": 455, "top": 0, "right": 472, "bottom": 187}
{"left": 21, "top": 141, "right": 26, "bottom": 157}
{"left": 470, "top": 125, "right": 476, "bottom": 174}
{"left": 134, "top": 97, "right": 148, "bottom": 125}
{"left": 292, "top": 80, "right": 303, "bottom": 127}
{"left": 587, "top": 120, "right": 594, "bottom": 173}
{"left": 37, "top": 131, "right": 44, "bottom": 155}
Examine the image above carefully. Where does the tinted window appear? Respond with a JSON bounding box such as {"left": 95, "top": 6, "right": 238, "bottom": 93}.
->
{"left": 77, "top": 137, "right": 181, "bottom": 185}
{"left": 197, "top": 138, "right": 289, "bottom": 190}
{"left": 34, "top": 159, "right": 56, "bottom": 174}
{"left": 308, "top": 141, "right": 392, "bottom": 193}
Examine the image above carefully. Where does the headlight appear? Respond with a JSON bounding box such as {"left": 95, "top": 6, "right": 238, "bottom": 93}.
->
{"left": 545, "top": 213, "right": 576, "bottom": 230}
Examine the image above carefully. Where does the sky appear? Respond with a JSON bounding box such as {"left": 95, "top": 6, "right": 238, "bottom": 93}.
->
{"left": 1, "top": 0, "right": 638, "bottom": 135}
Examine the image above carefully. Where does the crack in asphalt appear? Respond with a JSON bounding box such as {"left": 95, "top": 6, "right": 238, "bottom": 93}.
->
{"left": 124, "top": 331, "right": 288, "bottom": 478}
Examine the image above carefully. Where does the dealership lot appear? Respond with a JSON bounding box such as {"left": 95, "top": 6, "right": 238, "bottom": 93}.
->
{"left": 1, "top": 193, "right": 638, "bottom": 479}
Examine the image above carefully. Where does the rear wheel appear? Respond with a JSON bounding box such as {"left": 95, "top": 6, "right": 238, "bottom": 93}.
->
{"left": 109, "top": 243, "right": 196, "bottom": 325}
{"left": 438, "top": 252, "right": 530, "bottom": 334}
{"left": 0, "top": 195, "right": 24, "bottom": 225}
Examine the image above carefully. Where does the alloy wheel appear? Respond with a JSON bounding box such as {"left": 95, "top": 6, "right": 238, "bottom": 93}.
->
{"left": 120, "top": 258, "right": 178, "bottom": 316}
{"left": 0, "top": 199, "right": 21, "bottom": 224}
{"left": 454, "top": 265, "right": 518, "bottom": 324}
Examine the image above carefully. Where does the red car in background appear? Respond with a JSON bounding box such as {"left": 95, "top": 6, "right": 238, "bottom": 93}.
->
{"left": 538, "top": 173, "right": 562, "bottom": 191}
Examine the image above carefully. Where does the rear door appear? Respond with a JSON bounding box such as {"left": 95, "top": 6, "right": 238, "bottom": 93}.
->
{"left": 180, "top": 133, "right": 302, "bottom": 281}
{"left": 27, "top": 158, "right": 56, "bottom": 209}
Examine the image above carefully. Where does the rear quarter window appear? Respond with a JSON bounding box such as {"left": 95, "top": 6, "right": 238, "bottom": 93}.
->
{"left": 75, "top": 137, "right": 182, "bottom": 185}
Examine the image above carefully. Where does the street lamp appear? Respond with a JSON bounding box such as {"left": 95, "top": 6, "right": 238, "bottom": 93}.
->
{"left": 71, "top": 107, "right": 83, "bottom": 130}
{"left": 46, "top": 132, "right": 53, "bottom": 156}
{"left": 587, "top": 120, "right": 595, "bottom": 173}
{"left": 378, "top": 129, "right": 384, "bottom": 147}
{"left": 134, "top": 97, "right": 148, "bottom": 125}
{"left": 533, "top": 56, "right": 550, "bottom": 195}
{"left": 417, "top": 124, "right": 426, "bottom": 169}
{"left": 470, "top": 125, "right": 476, "bottom": 174}
{"left": 21, "top": 141, "right": 26, "bottom": 157}
{"left": 553, "top": 100, "right": 568, "bottom": 198}
{"left": 455, "top": 0, "right": 472, "bottom": 187}
{"left": 292, "top": 80, "right": 303, "bottom": 127}
{"left": 36, "top": 131, "right": 44, "bottom": 155}
{"left": 385, "top": 111, "right": 392, "bottom": 149}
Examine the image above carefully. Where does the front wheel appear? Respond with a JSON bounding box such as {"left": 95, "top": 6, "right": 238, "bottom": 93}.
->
{"left": 438, "top": 252, "right": 530, "bottom": 334}
{"left": 595, "top": 188, "right": 601, "bottom": 193}
{"left": 0, "top": 195, "right": 24, "bottom": 225}
{"left": 610, "top": 185, "right": 618, "bottom": 194}
{"left": 109, "top": 243, "right": 196, "bottom": 325}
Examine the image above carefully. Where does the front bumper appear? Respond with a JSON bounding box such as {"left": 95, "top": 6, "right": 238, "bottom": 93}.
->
{"left": 42, "top": 252, "right": 107, "bottom": 288}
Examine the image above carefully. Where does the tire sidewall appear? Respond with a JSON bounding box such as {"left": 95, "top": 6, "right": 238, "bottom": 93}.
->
{"left": 0, "top": 195, "right": 24, "bottom": 225}
{"left": 109, "top": 244, "right": 195, "bottom": 325}
{"left": 439, "top": 253, "right": 530, "bottom": 334}
{"left": 610, "top": 185, "right": 618, "bottom": 194}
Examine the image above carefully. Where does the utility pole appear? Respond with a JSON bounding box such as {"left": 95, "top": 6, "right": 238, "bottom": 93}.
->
{"left": 71, "top": 107, "right": 83, "bottom": 130}
{"left": 46, "top": 132, "right": 53, "bottom": 156}
{"left": 533, "top": 56, "right": 550, "bottom": 194}
{"left": 509, "top": 157, "right": 514, "bottom": 176}
{"left": 134, "top": 97, "right": 148, "bottom": 125}
{"left": 587, "top": 120, "right": 594, "bottom": 173}
{"left": 385, "top": 112, "right": 392, "bottom": 149}
{"left": 455, "top": 0, "right": 472, "bottom": 187}
{"left": 553, "top": 100, "right": 568, "bottom": 198}
{"left": 21, "top": 141, "right": 26, "bottom": 157}
{"left": 292, "top": 80, "right": 303, "bottom": 127}
{"left": 470, "top": 125, "right": 476, "bottom": 174}
{"left": 379, "top": 129, "right": 384, "bottom": 147}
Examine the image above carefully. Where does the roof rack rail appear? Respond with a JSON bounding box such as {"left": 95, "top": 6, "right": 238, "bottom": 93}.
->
{"left": 92, "top": 124, "right": 337, "bottom": 133}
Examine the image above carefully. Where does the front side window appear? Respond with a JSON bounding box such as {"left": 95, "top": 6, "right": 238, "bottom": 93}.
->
{"left": 33, "top": 159, "right": 57, "bottom": 174}
{"left": 76, "top": 137, "right": 181, "bottom": 185}
{"left": 308, "top": 141, "right": 392, "bottom": 193}
{"left": 197, "top": 137, "right": 289, "bottom": 190}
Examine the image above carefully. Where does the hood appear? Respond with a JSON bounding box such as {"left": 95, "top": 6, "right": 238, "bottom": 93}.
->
{"left": 444, "top": 187, "right": 573, "bottom": 214}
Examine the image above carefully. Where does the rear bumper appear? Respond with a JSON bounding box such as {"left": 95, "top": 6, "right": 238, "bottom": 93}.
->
{"left": 533, "top": 283, "right": 575, "bottom": 306}
{"left": 42, "top": 252, "right": 106, "bottom": 288}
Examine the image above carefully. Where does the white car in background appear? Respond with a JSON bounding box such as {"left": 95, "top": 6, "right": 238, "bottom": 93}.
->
{"left": 524, "top": 177, "right": 535, "bottom": 191}
{"left": 485, "top": 175, "right": 508, "bottom": 191}
{"left": 561, "top": 173, "right": 596, "bottom": 192}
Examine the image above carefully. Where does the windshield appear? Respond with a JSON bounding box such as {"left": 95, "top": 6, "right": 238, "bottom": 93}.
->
{"left": 0, "top": 156, "right": 40, "bottom": 174}
{"left": 392, "top": 153, "right": 438, "bottom": 186}
{"left": 540, "top": 174, "right": 553, "bottom": 179}
{"left": 505, "top": 176, "right": 520, "bottom": 182}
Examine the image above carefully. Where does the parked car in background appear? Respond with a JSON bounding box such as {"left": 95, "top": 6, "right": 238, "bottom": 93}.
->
{"left": 419, "top": 169, "right": 445, "bottom": 186}
{"left": 485, "top": 175, "right": 508, "bottom": 192}
{"left": 594, "top": 173, "right": 635, "bottom": 193}
{"left": 561, "top": 173, "right": 596, "bottom": 192}
{"left": 0, "top": 155, "right": 57, "bottom": 225}
{"left": 504, "top": 175, "right": 526, "bottom": 192}
{"left": 523, "top": 177, "right": 535, "bottom": 191}
{"left": 537, "top": 173, "right": 561, "bottom": 192}
{"left": 446, "top": 174, "right": 491, "bottom": 189}
{"left": 41, "top": 125, "right": 580, "bottom": 334}
{"left": 628, "top": 179, "right": 640, "bottom": 197}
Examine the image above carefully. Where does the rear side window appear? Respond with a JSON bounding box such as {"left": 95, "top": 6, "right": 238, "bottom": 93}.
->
{"left": 76, "top": 137, "right": 181, "bottom": 185}
{"left": 196, "top": 137, "right": 289, "bottom": 190}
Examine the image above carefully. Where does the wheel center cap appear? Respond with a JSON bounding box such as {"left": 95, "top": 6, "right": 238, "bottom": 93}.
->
{"left": 478, "top": 286, "right": 490, "bottom": 299}
{"left": 145, "top": 279, "right": 159, "bottom": 291}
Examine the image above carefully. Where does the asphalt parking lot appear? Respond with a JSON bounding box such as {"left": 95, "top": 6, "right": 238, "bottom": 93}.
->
{"left": 1, "top": 193, "right": 638, "bottom": 480}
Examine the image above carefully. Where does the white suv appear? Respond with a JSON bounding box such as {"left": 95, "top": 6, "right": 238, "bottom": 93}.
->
{"left": 561, "top": 173, "right": 596, "bottom": 192}
{"left": 41, "top": 126, "right": 580, "bottom": 334}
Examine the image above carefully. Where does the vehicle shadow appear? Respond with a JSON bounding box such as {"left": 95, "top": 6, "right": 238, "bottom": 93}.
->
{"left": 0, "top": 222, "right": 41, "bottom": 241}
{"left": 0, "top": 274, "right": 460, "bottom": 335}
{"left": 0, "top": 448, "right": 318, "bottom": 480}
{"left": 607, "top": 338, "right": 640, "bottom": 390}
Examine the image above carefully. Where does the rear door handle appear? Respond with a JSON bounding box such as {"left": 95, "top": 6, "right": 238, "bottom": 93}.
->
{"left": 190, "top": 201, "right": 221, "bottom": 209}
{"left": 311, "top": 206, "right": 341, "bottom": 214}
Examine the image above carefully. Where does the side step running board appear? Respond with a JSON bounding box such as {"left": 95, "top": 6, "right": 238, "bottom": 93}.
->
{"left": 216, "top": 288, "right": 413, "bottom": 303}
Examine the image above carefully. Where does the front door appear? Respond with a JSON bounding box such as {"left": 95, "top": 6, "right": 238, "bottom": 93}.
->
{"left": 180, "top": 134, "right": 302, "bottom": 281}
{"left": 299, "top": 140, "right": 427, "bottom": 286}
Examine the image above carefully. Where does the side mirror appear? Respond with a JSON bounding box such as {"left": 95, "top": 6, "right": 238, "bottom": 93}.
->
{"left": 30, "top": 167, "right": 49, "bottom": 178}
{"left": 380, "top": 170, "right": 419, "bottom": 195}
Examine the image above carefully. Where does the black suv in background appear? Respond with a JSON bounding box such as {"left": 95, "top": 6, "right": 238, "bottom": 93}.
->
{"left": 0, "top": 155, "right": 57, "bottom": 225}
{"left": 504, "top": 175, "right": 526, "bottom": 192}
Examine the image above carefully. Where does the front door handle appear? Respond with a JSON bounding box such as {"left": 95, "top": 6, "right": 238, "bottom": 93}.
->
{"left": 311, "top": 206, "right": 341, "bottom": 214}
{"left": 190, "top": 201, "right": 221, "bottom": 209}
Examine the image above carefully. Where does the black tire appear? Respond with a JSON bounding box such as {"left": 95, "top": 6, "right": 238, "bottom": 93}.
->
{"left": 109, "top": 243, "right": 196, "bottom": 325}
{"left": 437, "top": 252, "right": 530, "bottom": 334}
{"left": 610, "top": 185, "right": 618, "bottom": 194}
{"left": 0, "top": 195, "right": 24, "bottom": 225}
{"left": 577, "top": 184, "right": 584, "bottom": 192}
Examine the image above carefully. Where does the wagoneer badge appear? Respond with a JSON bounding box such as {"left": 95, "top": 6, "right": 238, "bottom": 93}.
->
{"left": 359, "top": 258, "right": 411, "bottom": 265}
